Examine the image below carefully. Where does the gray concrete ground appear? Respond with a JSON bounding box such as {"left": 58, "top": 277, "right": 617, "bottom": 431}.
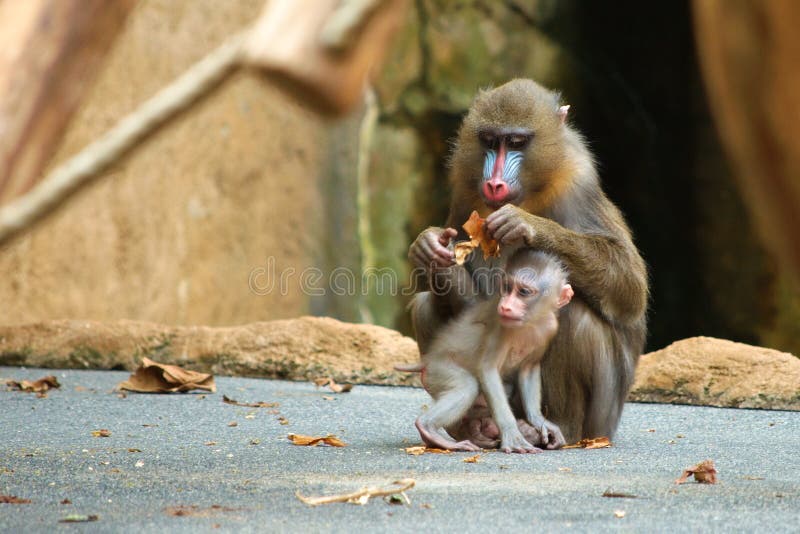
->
{"left": 0, "top": 366, "right": 798, "bottom": 533}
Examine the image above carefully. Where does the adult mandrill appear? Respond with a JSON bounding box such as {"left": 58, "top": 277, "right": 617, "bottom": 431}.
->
{"left": 408, "top": 79, "right": 648, "bottom": 444}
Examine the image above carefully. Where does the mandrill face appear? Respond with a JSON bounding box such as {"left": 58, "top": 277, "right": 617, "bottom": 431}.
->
{"left": 453, "top": 79, "right": 570, "bottom": 211}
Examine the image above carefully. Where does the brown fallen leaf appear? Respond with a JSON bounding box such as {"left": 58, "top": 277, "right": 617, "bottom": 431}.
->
{"left": 313, "top": 377, "right": 353, "bottom": 393}
{"left": 60, "top": 499, "right": 72, "bottom": 505}
{"left": 91, "top": 429, "right": 112, "bottom": 438}
{"left": 0, "top": 495, "right": 31, "bottom": 504}
{"left": 6, "top": 375, "right": 60, "bottom": 393}
{"left": 404, "top": 446, "right": 453, "bottom": 455}
{"left": 118, "top": 358, "right": 215, "bottom": 393}
{"left": 127, "top": 448, "right": 142, "bottom": 453}
{"left": 288, "top": 433, "right": 346, "bottom": 447}
{"left": 602, "top": 490, "right": 637, "bottom": 498}
{"left": 204, "top": 441, "right": 217, "bottom": 446}
{"left": 296, "top": 478, "right": 415, "bottom": 506}
{"left": 460, "top": 210, "right": 500, "bottom": 261}
{"left": 463, "top": 454, "right": 481, "bottom": 463}
{"left": 562, "top": 437, "right": 612, "bottom": 449}
{"left": 278, "top": 416, "right": 290, "bottom": 426}
{"left": 675, "top": 459, "right": 718, "bottom": 485}
{"left": 59, "top": 514, "right": 99, "bottom": 523}
{"left": 742, "top": 476, "right": 765, "bottom": 481}
{"left": 164, "top": 504, "right": 241, "bottom": 517}
{"left": 227, "top": 421, "right": 238, "bottom": 427}
{"left": 222, "top": 395, "right": 278, "bottom": 408}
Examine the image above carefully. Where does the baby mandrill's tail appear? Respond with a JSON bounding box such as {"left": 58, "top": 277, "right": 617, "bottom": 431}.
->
{"left": 394, "top": 362, "right": 425, "bottom": 373}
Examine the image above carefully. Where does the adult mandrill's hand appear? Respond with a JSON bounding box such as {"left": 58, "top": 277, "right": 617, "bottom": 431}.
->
{"left": 485, "top": 204, "right": 538, "bottom": 246}
{"left": 408, "top": 227, "right": 457, "bottom": 270}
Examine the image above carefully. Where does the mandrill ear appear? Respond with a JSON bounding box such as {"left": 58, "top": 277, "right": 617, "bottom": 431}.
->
{"left": 558, "top": 105, "right": 570, "bottom": 125}
{"left": 557, "top": 283, "right": 574, "bottom": 308}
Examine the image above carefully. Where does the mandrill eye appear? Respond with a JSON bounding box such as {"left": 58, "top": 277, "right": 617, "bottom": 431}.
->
{"left": 478, "top": 132, "right": 498, "bottom": 150}
{"left": 518, "top": 287, "right": 537, "bottom": 298}
{"left": 506, "top": 134, "right": 532, "bottom": 150}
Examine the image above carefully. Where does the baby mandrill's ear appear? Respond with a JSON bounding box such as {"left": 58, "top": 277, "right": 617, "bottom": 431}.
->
{"left": 557, "top": 283, "right": 574, "bottom": 308}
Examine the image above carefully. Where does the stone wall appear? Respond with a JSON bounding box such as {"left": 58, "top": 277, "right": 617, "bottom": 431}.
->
{"left": 0, "top": 0, "right": 333, "bottom": 326}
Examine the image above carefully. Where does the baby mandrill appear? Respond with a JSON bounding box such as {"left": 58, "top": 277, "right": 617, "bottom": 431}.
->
{"left": 402, "top": 249, "right": 573, "bottom": 453}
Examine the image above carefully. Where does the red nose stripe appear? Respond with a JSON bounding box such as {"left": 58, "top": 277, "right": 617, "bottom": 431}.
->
{"left": 491, "top": 141, "right": 507, "bottom": 180}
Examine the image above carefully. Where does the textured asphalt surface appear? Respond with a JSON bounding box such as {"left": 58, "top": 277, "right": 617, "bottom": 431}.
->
{"left": 1, "top": 366, "right": 798, "bottom": 533}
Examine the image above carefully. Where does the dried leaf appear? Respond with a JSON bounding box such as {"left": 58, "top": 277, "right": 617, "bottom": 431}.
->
{"left": 91, "top": 429, "right": 111, "bottom": 438}
{"left": 6, "top": 375, "right": 60, "bottom": 393}
{"left": 558, "top": 467, "right": 572, "bottom": 472}
{"left": 164, "top": 504, "right": 241, "bottom": 517}
{"left": 462, "top": 210, "right": 484, "bottom": 240}
{"left": 562, "top": 437, "right": 612, "bottom": 449}
{"left": 296, "top": 478, "right": 415, "bottom": 506}
{"left": 278, "top": 416, "right": 290, "bottom": 426}
{"left": 0, "top": 495, "right": 31, "bottom": 504}
{"left": 59, "top": 514, "right": 99, "bottom": 523}
{"left": 675, "top": 459, "right": 717, "bottom": 485}
{"left": 60, "top": 499, "right": 72, "bottom": 505}
{"left": 118, "top": 358, "right": 215, "bottom": 393}
{"left": 461, "top": 211, "right": 500, "bottom": 260}
{"left": 204, "top": 441, "right": 217, "bottom": 446}
{"left": 227, "top": 421, "right": 238, "bottom": 427}
{"left": 313, "top": 378, "right": 353, "bottom": 393}
{"left": 288, "top": 433, "right": 347, "bottom": 447}
{"left": 333, "top": 383, "right": 353, "bottom": 393}
{"left": 222, "top": 395, "right": 278, "bottom": 408}
{"left": 602, "top": 490, "right": 637, "bottom": 498}
{"left": 404, "top": 446, "right": 452, "bottom": 455}
{"left": 453, "top": 239, "right": 479, "bottom": 265}
{"left": 463, "top": 454, "right": 481, "bottom": 463}
{"left": 127, "top": 448, "right": 142, "bottom": 453}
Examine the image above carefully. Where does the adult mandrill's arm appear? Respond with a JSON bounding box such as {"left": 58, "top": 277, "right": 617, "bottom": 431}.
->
{"left": 486, "top": 203, "right": 648, "bottom": 327}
